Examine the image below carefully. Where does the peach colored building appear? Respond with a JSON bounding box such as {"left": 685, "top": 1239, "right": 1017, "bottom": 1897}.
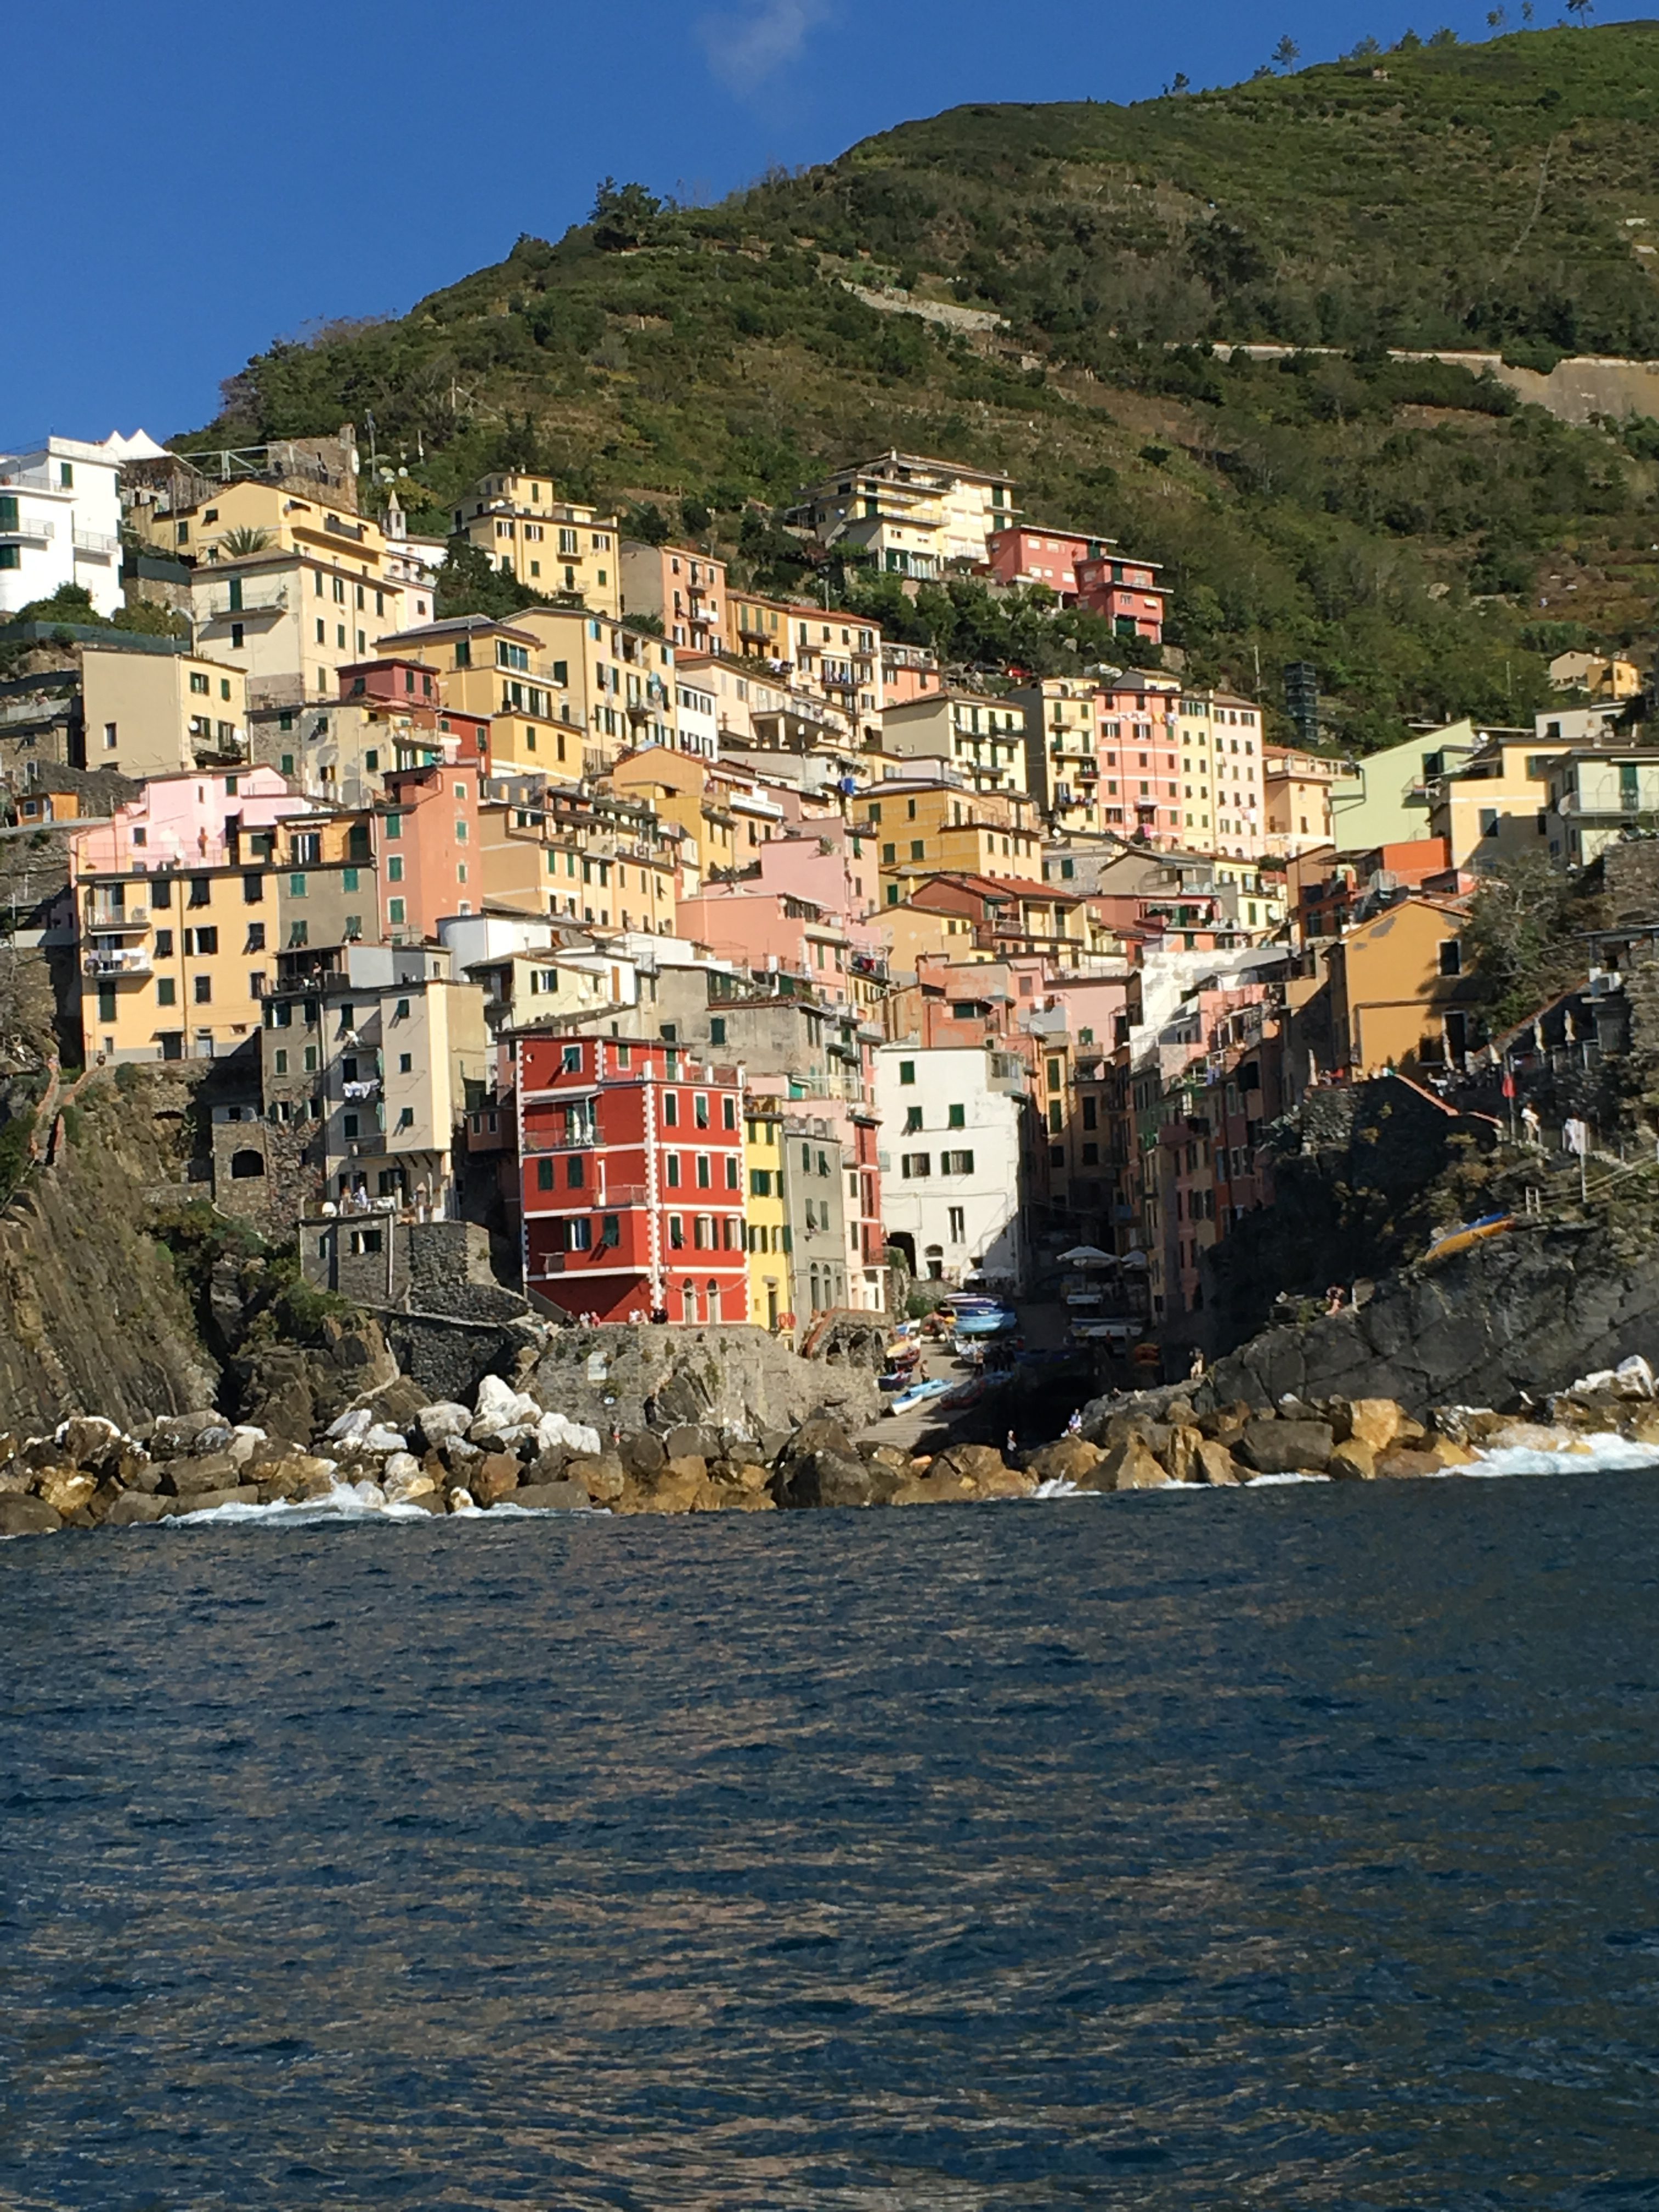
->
{"left": 379, "top": 729, "right": 482, "bottom": 943}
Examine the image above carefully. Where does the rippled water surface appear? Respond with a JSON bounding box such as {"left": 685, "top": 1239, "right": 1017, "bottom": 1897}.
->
{"left": 5, "top": 1476, "right": 1659, "bottom": 2209}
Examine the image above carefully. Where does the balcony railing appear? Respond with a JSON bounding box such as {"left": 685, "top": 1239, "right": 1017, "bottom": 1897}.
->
{"left": 1558, "top": 789, "right": 1654, "bottom": 817}
{"left": 204, "top": 587, "right": 289, "bottom": 619}
{"left": 0, "top": 515, "right": 53, "bottom": 543}
{"left": 72, "top": 528, "right": 120, "bottom": 557}
{"left": 82, "top": 902, "right": 149, "bottom": 933}
{"left": 522, "top": 1128, "right": 600, "bottom": 1153}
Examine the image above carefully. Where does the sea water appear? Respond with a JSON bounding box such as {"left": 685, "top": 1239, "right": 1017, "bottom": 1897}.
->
{"left": 3, "top": 1466, "right": 1658, "bottom": 2207}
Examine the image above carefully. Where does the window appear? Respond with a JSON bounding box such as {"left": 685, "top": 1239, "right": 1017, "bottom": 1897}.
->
{"left": 941, "top": 1149, "right": 974, "bottom": 1174}
{"left": 193, "top": 975, "right": 212, "bottom": 1005}
{"left": 664, "top": 1092, "right": 679, "bottom": 1126}
{"left": 154, "top": 929, "right": 174, "bottom": 958}
{"left": 188, "top": 878, "right": 211, "bottom": 909}
{"left": 387, "top": 856, "right": 404, "bottom": 883}
{"left": 537, "top": 1158, "right": 555, "bottom": 1191}
{"left": 273, "top": 1046, "right": 287, "bottom": 1074}
{"left": 725, "top": 1156, "right": 740, "bottom": 1189}
{"left": 694, "top": 1093, "right": 710, "bottom": 1128}
{"left": 398, "top": 1053, "right": 412, "bottom": 1074}
{"left": 948, "top": 1205, "right": 966, "bottom": 1242}
{"left": 898, "top": 1059, "right": 916, "bottom": 1086}
{"left": 901, "top": 1152, "right": 931, "bottom": 1177}
{"left": 567, "top": 1155, "right": 585, "bottom": 1189}
{"left": 666, "top": 1154, "right": 681, "bottom": 1188}
{"left": 343, "top": 1113, "right": 360, "bottom": 1139}
{"left": 245, "top": 923, "right": 266, "bottom": 953}
{"left": 288, "top": 920, "right": 309, "bottom": 947}
{"left": 696, "top": 1154, "right": 712, "bottom": 1188}
{"left": 563, "top": 1217, "right": 592, "bottom": 1252}
{"left": 669, "top": 1213, "right": 685, "bottom": 1249}
{"left": 709, "top": 1016, "right": 726, "bottom": 1046}
{"left": 947, "top": 1103, "right": 965, "bottom": 1129}
{"left": 189, "top": 672, "right": 210, "bottom": 696}
{"left": 601, "top": 1214, "right": 620, "bottom": 1248}
{"left": 750, "top": 1169, "right": 772, "bottom": 1197}
{"left": 384, "top": 812, "right": 402, "bottom": 840}
{"left": 183, "top": 927, "right": 217, "bottom": 955}
{"left": 289, "top": 874, "right": 307, "bottom": 898}
{"left": 156, "top": 978, "right": 176, "bottom": 1007}
{"left": 561, "top": 1044, "right": 582, "bottom": 1073}
{"left": 387, "top": 899, "right": 405, "bottom": 925}
{"left": 1438, "top": 940, "right": 1463, "bottom": 977}
{"left": 722, "top": 1095, "right": 737, "bottom": 1128}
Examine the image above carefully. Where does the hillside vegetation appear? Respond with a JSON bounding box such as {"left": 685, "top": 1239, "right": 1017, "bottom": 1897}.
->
{"left": 193, "top": 24, "right": 1659, "bottom": 752}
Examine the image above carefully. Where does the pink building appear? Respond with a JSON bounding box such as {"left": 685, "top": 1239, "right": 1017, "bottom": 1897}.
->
{"left": 752, "top": 826, "right": 878, "bottom": 922}
{"left": 1097, "top": 678, "right": 1183, "bottom": 847}
{"left": 1075, "top": 552, "right": 1166, "bottom": 643}
{"left": 987, "top": 524, "right": 1103, "bottom": 596}
{"left": 882, "top": 642, "right": 943, "bottom": 707}
{"left": 380, "top": 726, "right": 483, "bottom": 942}
{"left": 70, "top": 765, "right": 312, "bottom": 876}
{"left": 675, "top": 884, "right": 882, "bottom": 1004}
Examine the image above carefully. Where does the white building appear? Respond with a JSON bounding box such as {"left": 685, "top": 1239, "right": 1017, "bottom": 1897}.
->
{"left": 0, "top": 432, "right": 162, "bottom": 618}
{"left": 875, "top": 1042, "right": 1028, "bottom": 1291}
{"left": 672, "top": 678, "right": 719, "bottom": 760}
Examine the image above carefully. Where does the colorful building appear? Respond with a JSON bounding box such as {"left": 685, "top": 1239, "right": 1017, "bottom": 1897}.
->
{"left": 516, "top": 1034, "right": 748, "bottom": 1324}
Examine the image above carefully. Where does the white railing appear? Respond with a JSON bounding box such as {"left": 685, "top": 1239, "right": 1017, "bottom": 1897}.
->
{"left": 72, "top": 528, "right": 120, "bottom": 556}
{"left": 0, "top": 514, "right": 53, "bottom": 541}
{"left": 84, "top": 947, "right": 151, "bottom": 978}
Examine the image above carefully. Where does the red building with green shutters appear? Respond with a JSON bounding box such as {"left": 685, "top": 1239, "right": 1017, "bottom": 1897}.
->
{"left": 515, "top": 1033, "right": 748, "bottom": 1324}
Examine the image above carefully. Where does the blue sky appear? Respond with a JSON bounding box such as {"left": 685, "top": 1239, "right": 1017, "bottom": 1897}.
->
{"left": 5, "top": 0, "right": 1653, "bottom": 444}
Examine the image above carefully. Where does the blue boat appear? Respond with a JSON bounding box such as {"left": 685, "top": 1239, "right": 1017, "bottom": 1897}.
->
{"left": 887, "top": 1375, "right": 955, "bottom": 1417}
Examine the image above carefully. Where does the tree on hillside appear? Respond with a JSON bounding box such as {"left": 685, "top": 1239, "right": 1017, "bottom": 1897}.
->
{"left": 591, "top": 179, "right": 663, "bottom": 252}
{"left": 1463, "top": 854, "right": 1605, "bottom": 1032}
{"left": 1272, "top": 33, "right": 1300, "bottom": 68}
{"left": 434, "top": 538, "right": 550, "bottom": 623}
{"left": 1565, "top": 0, "right": 1594, "bottom": 19}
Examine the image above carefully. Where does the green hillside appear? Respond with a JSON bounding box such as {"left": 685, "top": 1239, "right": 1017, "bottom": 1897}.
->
{"left": 193, "top": 24, "right": 1659, "bottom": 752}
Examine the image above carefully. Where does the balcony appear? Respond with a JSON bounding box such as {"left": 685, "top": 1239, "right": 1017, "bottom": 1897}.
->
{"left": 204, "top": 586, "right": 289, "bottom": 619}
{"left": 72, "top": 527, "right": 120, "bottom": 558}
{"left": 0, "top": 514, "right": 54, "bottom": 544}
{"left": 84, "top": 946, "right": 151, "bottom": 979}
{"left": 522, "top": 1128, "right": 600, "bottom": 1153}
{"left": 81, "top": 901, "right": 149, "bottom": 933}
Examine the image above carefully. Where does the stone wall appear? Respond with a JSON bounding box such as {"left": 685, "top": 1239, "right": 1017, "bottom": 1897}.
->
{"left": 527, "top": 1322, "right": 882, "bottom": 1440}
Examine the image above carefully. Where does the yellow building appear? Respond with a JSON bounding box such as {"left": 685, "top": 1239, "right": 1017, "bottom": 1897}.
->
{"left": 477, "top": 788, "right": 682, "bottom": 934}
{"left": 785, "top": 451, "right": 1017, "bottom": 577}
{"left": 372, "top": 614, "right": 590, "bottom": 780}
{"left": 1429, "top": 736, "right": 1554, "bottom": 869}
{"left": 881, "top": 689, "right": 1029, "bottom": 797}
{"left": 743, "top": 1095, "right": 789, "bottom": 1331}
{"left": 877, "top": 898, "right": 988, "bottom": 978}
{"left": 166, "top": 481, "right": 409, "bottom": 711}
{"left": 1264, "top": 742, "right": 1347, "bottom": 857}
{"left": 859, "top": 779, "right": 1042, "bottom": 892}
{"left": 79, "top": 642, "right": 248, "bottom": 777}
{"left": 1549, "top": 650, "right": 1640, "bottom": 700}
{"left": 1324, "top": 896, "right": 1480, "bottom": 1074}
{"left": 69, "top": 767, "right": 325, "bottom": 1065}
{"left": 453, "top": 473, "right": 622, "bottom": 616}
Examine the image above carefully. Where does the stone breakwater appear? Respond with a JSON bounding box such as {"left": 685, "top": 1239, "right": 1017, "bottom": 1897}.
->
{"left": 4, "top": 1361, "right": 1659, "bottom": 1538}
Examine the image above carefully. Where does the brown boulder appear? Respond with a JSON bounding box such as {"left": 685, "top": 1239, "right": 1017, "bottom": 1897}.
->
{"left": 511, "top": 1481, "right": 590, "bottom": 1511}
{"left": 103, "top": 1491, "right": 168, "bottom": 1527}
{"left": 160, "top": 1453, "right": 242, "bottom": 1497}
{"left": 1327, "top": 1440, "right": 1376, "bottom": 1482}
{"left": 1237, "top": 1419, "right": 1335, "bottom": 1475}
{"left": 470, "top": 1454, "right": 521, "bottom": 1508}
{"left": 1195, "top": 1439, "right": 1241, "bottom": 1486}
{"left": 35, "top": 1469, "right": 98, "bottom": 1517}
{"left": 567, "top": 1454, "right": 627, "bottom": 1503}
{"left": 663, "top": 1453, "right": 708, "bottom": 1484}
{"left": 0, "top": 1494, "right": 61, "bottom": 1535}
{"left": 165, "top": 1486, "right": 263, "bottom": 1514}
{"left": 1164, "top": 1426, "right": 1207, "bottom": 1486}
{"left": 934, "top": 1443, "right": 1011, "bottom": 1485}
{"left": 1198, "top": 1400, "right": 1251, "bottom": 1446}
{"left": 619, "top": 1430, "right": 667, "bottom": 1477}
{"left": 1079, "top": 1437, "right": 1169, "bottom": 1493}
{"left": 1024, "top": 1437, "right": 1104, "bottom": 1486}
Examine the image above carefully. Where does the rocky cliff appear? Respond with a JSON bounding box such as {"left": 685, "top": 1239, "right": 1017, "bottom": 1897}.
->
{"left": 1201, "top": 1218, "right": 1659, "bottom": 1415}
{"left": 0, "top": 1069, "right": 219, "bottom": 1435}
{"left": 525, "top": 1322, "right": 882, "bottom": 1443}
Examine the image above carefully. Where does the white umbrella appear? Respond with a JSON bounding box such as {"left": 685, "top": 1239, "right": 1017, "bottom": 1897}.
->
{"left": 1058, "top": 1244, "right": 1113, "bottom": 1266}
